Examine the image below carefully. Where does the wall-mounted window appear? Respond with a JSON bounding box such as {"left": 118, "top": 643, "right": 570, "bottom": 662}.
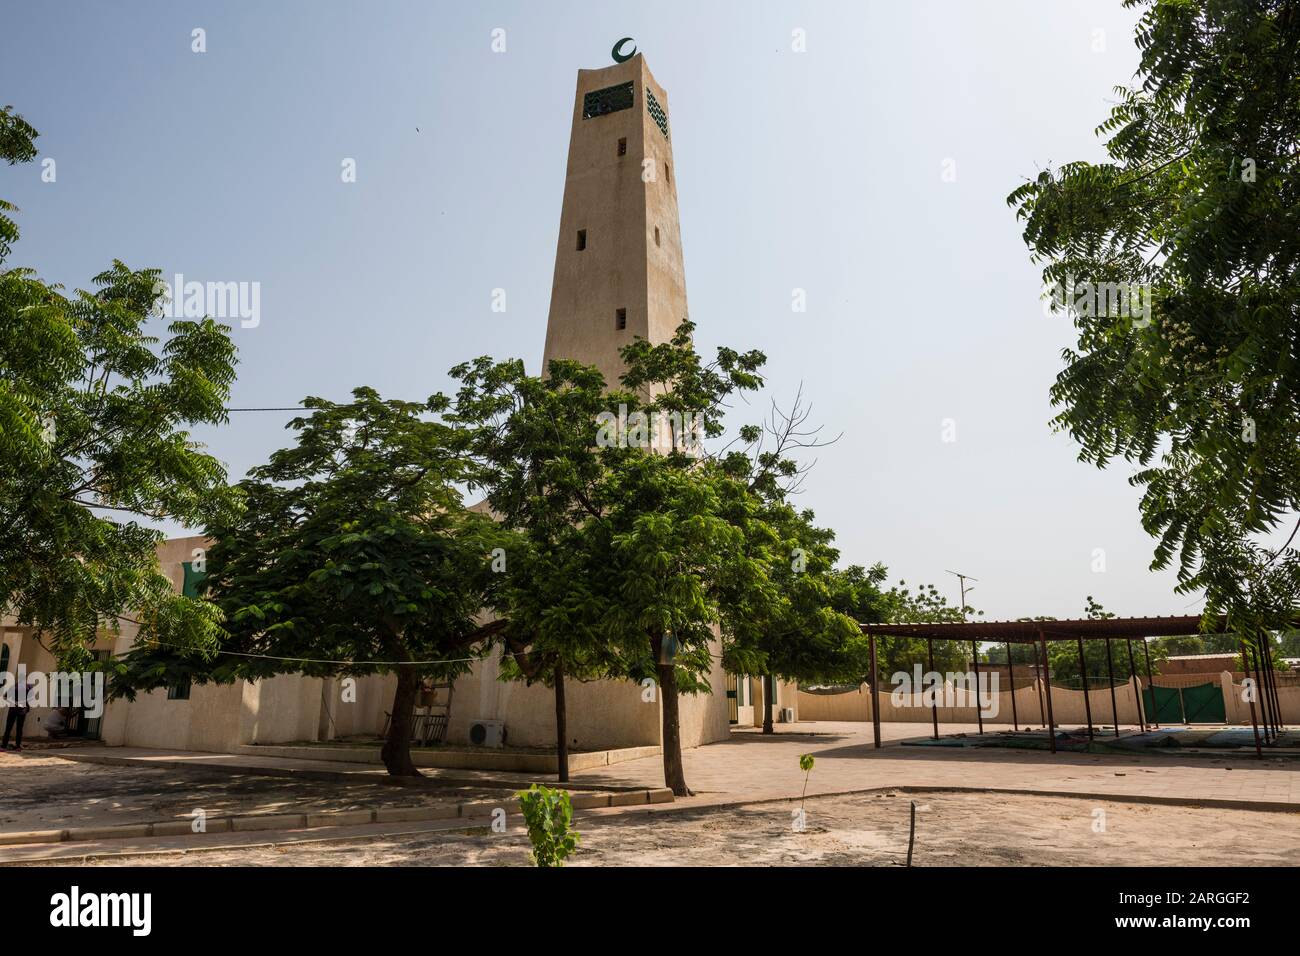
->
{"left": 167, "top": 676, "right": 192, "bottom": 701}
{"left": 665, "top": 164, "right": 671, "bottom": 184}
{"left": 654, "top": 226, "right": 660, "bottom": 247}
{"left": 616, "top": 308, "right": 627, "bottom": 331}
{"left": 617, "top": 137, "right": 627, "bottom": 156}
{"left": 576, "top": 229, "right": 587, "bottom": 251}
{"left": 583, "top": 81, "right": 634, "bottom": 119}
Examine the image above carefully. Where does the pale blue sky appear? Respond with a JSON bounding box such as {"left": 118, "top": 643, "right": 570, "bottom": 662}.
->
{"left": 3, "top": 0, "right": 1201, "bottom": 619}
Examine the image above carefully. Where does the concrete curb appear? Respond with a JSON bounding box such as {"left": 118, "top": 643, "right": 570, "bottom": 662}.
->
{"left": 0, "top": 788, "right": 675, "bottom": 849}
{"left": 892, "top": 784, "right": 1300, "bottom": 815}
{"left": 659, "top": 784, "right": 1300, "bottom": 817}
{"left": 233, "top": 743, "right": 661, "bottom": 774}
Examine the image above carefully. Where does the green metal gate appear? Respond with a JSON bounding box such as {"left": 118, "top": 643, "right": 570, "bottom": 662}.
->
{"left": 1142, "top": 683, "right": 1226, "bottom": 723}
{"left": 1180, "top": 682, "right": 1226, "bottom": 722}
{"left": 1143, "top": 685, "right": 1184, "bottom": 723}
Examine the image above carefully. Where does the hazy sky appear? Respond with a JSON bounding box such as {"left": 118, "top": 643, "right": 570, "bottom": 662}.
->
{"left": 3, "top": 0, "right": 1206, "bottom": 620}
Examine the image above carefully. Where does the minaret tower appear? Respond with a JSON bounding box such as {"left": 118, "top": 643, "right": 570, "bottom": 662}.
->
{"left": 542, "top": 44, "right": 687, "bottom": 387}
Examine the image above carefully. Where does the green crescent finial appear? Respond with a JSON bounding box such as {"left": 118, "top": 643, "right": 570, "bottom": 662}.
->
{"left": 611, "top": 37, "right": 636, "bottom": 63}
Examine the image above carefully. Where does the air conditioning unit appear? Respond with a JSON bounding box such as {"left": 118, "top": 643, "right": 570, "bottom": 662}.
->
{"left": 778, "top": 707, "right": 795, "bottom": 723}
{"left": 468, "top": 719, "right": 506, "bottom": 748}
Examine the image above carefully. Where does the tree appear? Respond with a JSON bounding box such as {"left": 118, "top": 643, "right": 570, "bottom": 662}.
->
{"left": 449, "top": 357, "right": 627, "bottom": 782}
{"left": 458, "top": 320, "right": 877, "bottom": 795}
{"left": 585, "top": 453, "right": 767, "bottom": 795}
{"left": 112, "top": 389, "right": 504, "bottom": 776}
{"left": 1008, "top": 0, "right": 1300, "bottom": 650}
{"left": 0, "top": 105, "right": 236, "bottom": 668}
{"left": 616, "top": 322, "right": 879, "bottom": 791}
{"left": 869, "top": 582, "right": 977, "bottom": 682}
{"left": 725, "top": 504, "right": 883, "bottom": 734}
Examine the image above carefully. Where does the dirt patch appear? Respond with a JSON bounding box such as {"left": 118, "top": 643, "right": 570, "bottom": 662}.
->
{"left": 35, "top": 790, "right": 1300, "bottom": 867}
{"left": 0, "top": 752, "right": 511, "bottom": 832}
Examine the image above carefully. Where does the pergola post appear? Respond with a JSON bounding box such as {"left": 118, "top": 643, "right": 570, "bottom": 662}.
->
{"left": 1245, "top": 640, "right": 1268, "bottom": 742}
{"left": 1038, "top": 629, "right": 1056, "bottom": 753}
{"left": 971, "top": 639, "right": 984, "bottom": 734}
{"left": 1104, "top": 637, "right": 1120, "bottom": 737}
{"left": 869, "top": 632, "right": 881, "bottom": 750}
{"left": 926, "top": 637, "right": 939, "bottom": 740}
{"left": 1141, "top": 637, "right": 1158, "bottom": 729}
{"left": 1247, "top": 641, "right": 1274, "bottom": 744}
{"left": 1241, "top": 638, "right": 1263, "bottom": 758}
{"left": 1034, "top": 658, "right": 1046, "bottom": 728}
{"left": 1263, "top": 638, "right": 1284, "bottom": 737}
{"left": 1006, "top": 641, "right": 1019, "bottom": 731}
{"left": 1264, "top": 642, "right": 1281, "bottom": 739}
{"left": 1125, "top": 639, "right": 1146, "bottom": 733}
{"left": 1076, "top": 635, "right": 1094, "bottom": 741}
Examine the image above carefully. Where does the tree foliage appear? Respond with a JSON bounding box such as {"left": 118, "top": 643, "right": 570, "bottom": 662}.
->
{"left": 1008, "top": 0, "right": 1300, "bottom": 643}
{"left": 113, "top": 388, "right": 504, "bottom": 776}
{"left": 452, "top": 321, "right": 882, "bottom": 793}
{"left": 0, "top": 105, "right": 237, "bottom": 668}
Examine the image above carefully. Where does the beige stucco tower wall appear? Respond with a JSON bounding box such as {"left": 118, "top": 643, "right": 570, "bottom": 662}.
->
{"left": 542, "top": 53, "right": 688, "bottom": 387}
{"left": 534, "top": 52, "right": 729, "bottom": 751}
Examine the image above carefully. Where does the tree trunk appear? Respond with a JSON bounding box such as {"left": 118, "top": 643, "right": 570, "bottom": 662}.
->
{"left": 649, "top": 631, "right": 690, "bottom": 796}
{"left": 554, "top": 662, "right": 569, "bottom": 783}
{"left": 762, "top": 674, "right": 775, "bottom": 735}
{"left": 657, "top": 659, "right": 691, "bottom": 796}
{"left": 381, "top": 665, "right": 421, "bottom": 777}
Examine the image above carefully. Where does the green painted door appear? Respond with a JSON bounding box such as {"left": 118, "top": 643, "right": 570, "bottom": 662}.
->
{"left": 1143, "top": 685, "right": 1184, "bottom": 723}
{"left": 1180, "top": 682, "right": 1226, "bottom": 722}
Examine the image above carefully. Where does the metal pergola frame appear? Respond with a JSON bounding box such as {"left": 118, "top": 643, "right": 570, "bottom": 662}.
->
{"left": 860, "top": 614, "right": 1284, "bottom": 759}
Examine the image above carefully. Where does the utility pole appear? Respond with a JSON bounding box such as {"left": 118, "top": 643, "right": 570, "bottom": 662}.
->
{"left": 947, "top": 569, "right": 983, "bottom": 733}
{"left": 945, "top": 569, "right": 978, "bottom": 622}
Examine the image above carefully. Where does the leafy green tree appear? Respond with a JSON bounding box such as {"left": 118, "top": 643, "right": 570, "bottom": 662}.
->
{"left": 113, "top": 389, "right": 505, "bottom": 776}
{"left": 616, "top": 322, "right": 883, "bottom": 789}
{"left": 449, "top": 357, "right": 627, "bottom": 782}
{"left": 457, "top": 320, "right": 879, "bottom": 795}
{"left": 727, "top": 505, "right": 883, "bottom": 734}
{"left": 0, "top": 105, "right": 236, "bottom": 667}
{"left": 1008, "top": 0, "right": 1300, "bottom": 647}
{"left": 870, "top": 582, "right": 976, "bottom": 681}
{"left": 585, "top": 452, "right": 766, "bottom": 795}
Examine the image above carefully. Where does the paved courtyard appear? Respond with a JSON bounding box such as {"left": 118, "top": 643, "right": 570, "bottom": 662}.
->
{"left": 579, "top": 721, "right": 1300, "bottom": 811}
{"left": 1, "top": 720, "right": 1296, "bottom": 865}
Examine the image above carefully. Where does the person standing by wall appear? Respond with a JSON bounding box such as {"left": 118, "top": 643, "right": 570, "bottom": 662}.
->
{"left": 2, "top": 677, "right": 34, "bottom": 751}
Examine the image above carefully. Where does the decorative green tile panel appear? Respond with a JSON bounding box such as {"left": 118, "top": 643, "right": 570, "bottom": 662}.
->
{"left": 583, "top": 81, "right": 634, "bottom": 119}
{"left": 646, "top": 88, "right": 669, "bottom": 139}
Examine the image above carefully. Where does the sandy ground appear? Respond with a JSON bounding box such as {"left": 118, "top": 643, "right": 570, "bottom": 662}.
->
{"left": 0, "top": 752, "right": 508, "bottom": 831}
{"left": 34, "top": 790, "right": 1300, "bottom": 867}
